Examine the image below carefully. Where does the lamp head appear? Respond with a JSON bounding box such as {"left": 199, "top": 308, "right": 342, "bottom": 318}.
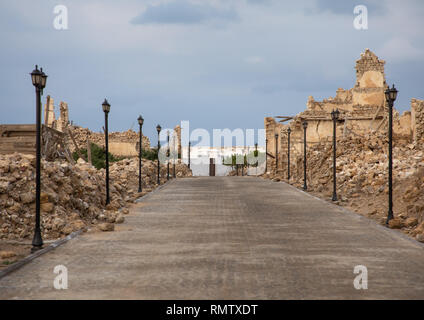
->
{"left": 331, "top": 109, "right": 340, "bottom": 120}
{"left": 385, "top": 84, "right": 398, "bottom": 103}
{"left": 40, "top": 68, "right": 47, "bottom": 89}
{"left": 138, "top": 115, "right": 144, "bottom": 126}
{"left": 30, "top": 65, "right": 43, "bottom": 88}
{"left": 102, "top": 99, "right": 111, "bottom": 113}
{"left": 390, "top": 84, "right": 398, "bottom": 102}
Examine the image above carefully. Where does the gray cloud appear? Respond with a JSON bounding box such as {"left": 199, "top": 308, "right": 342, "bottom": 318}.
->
{"left": 245, "top": 0, "right": 273, "bottom": 5}
{"left": 306, "top": 0, "right": 386, "bottom": 16}
{"left": 0, "top": 0, "right": 423, "bottom": 145}
{"left": 131, "top": 1, "right": 238, "bottom": 25}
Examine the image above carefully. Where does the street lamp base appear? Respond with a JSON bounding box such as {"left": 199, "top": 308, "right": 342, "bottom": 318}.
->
{"left": 31, "top": 245, "right": 43, "bottom": 253}
{"left": 138, "top": 188, "right": 142, "bottom": 193}
{"left": 332, "top": 194, "right": 338, "bottom": 202}
{"left": 303, "top": 185, "right": 307, "bottom": 191}
{"left": 386, "top": 211, "right": 394, "bottom": 225}
{"left": 31, "top": 229, "right": 43, "bottom": 253}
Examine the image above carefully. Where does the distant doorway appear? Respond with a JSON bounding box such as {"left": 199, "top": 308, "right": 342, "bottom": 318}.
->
{"left": 209, "top": 158, "right": 216, "bottom": 176}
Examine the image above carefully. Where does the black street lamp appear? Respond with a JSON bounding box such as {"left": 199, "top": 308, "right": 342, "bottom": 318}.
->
{"left": 188, "top": 141, "right": 191, "bottom": 169}
{"left": 385, "top": 84, "right": 398, "bottom": 224}
{"left": 30, "top": 65, "right": 47, "bottom": 253}
{"left": 156, "top": 124, "right": 161, "bottom": 185}
{"left": 173, "top": 142, "right": 176, "bottom": 179}
{"left": 275, "top": 133, "right": 279, "bottom": 172}
{"left": 102, "top": 99, "right": 111, "bottom": 205}
{"left": 287, "top": 128, "right": 291, "bottom": 181}
{"left": 138, "top": 115, "right": 144, "bottom": 193}
{"left": 255, "top": 143, "right": 258, "bottom": 167}
{"left": 331, "top": 109, "right": 340, "bottom": 201}
{"left": 303, "top": 121, "right": 308, "bottom": 191}
{"left": 241, "top": 151, "right": 244, "bottom": 176}
{"left": 255, "top": 143, "right": 259, "bottom": 170}
{"left": 167, "top": 131, "right": 170, "bottom": 181}
{"left": 265, "top": 138, "right": 268, "bottom": 173}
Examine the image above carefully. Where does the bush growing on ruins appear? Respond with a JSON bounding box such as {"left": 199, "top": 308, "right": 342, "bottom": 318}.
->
{"left": 222, "top": 151, "right": 263, "bottom": 168}
{"left": 72, "top": 143, "right": 123, "bottom": 170}
{"left": 142, "top": 147, "right": 158, "bottom": 161}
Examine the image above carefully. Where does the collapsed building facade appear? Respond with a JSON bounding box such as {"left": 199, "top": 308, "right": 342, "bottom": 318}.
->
{"left": 0, "top": 94, "right": 190, "bottom": 165}
{"left": 43, "top": 96, "right": 153, "bottom": 159}
{"left": 265, "top": 49, "right": 424, "bottom": 173}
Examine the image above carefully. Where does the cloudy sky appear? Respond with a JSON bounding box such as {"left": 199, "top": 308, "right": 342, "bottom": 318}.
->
{"left": 0, "top": 0, "right": 423, "bottom": 145}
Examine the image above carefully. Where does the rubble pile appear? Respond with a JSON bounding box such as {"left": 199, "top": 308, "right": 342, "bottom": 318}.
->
{"left": 0, "top": 153, "right": 192, "bottom": 241}
{"left": 110, "top": 158, "right": 192, "bottom": 193}
{"left": 263, "top": 132, "right": 424, "bottom": 241}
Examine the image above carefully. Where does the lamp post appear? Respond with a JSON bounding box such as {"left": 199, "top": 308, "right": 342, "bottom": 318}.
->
{"left": 265, "top": 138, "right": 268, "bottom": 173}
{"left": 385, "top": 84, "right": 398, "bottom": 224}
{"left": 30, "top": 65, "right": 47, "bottom": 253}
{"left": 287, "top": 128, "right": 291, "bottom": 181}
{"left": 173, "top": 139, "right": 176, "bottom": 179}
{"left": 255, "top": 143, "right": 258, "bottom": 167}
{"left": 331, "top": 109, "right": 340, "bottom": 201}
{"left": 275, "top": 133, "right": 279, "bottom": 172}
{"left": 167, "top": 131, "right": 170, "bottom": 181}
{"left": 138, "top": 115, "right": 144, "bottom": 193}
{"left": 303, "top": 121, "right": 308, "bottom": 191}
{"left": 241, "top": 150, "right": 244, "bottom": 177}
{"left": 188, "top": 141, "right": 191, "bottom": 169}
{"left": 156, "top": 124, "right": 161, "bottom": 185}
{"left": 102, "top": 99, "right": 111, "bottom": 205}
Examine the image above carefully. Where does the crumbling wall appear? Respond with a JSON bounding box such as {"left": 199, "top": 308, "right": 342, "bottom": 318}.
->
{"left": 43, "top": 96, "right": 69, "bottom": 133}
{"left": 173, "top": 125, "right": 182, "bottom": 162}
{"left": 264, "top": 49, "right": 416, "bottom": 173}
{"left": 44, "top": 96, "right": 56, "bottom": 128}
{"left": 56, "top": 102, "right": 69, "bottom": 132}
{"left": 68, "top": 126, "right": 151, "bottom": 157}
{"left": 352, "top": 49, "right": 387, "bottom": 107}
{"left": 411, "top": 99, "right": 424, "bottom": 145}
{"left": 265, "top": 117, "right": 284, "bottom": 172}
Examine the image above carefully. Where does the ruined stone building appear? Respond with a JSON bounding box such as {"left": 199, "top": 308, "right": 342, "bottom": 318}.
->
{"left": 44, "top": 95, "right": 69, "bottom": 132}
{"left": 265, "top": 49, "right": 424, "bottom": 173}
{"left": 0, "top": 95, "right": 70, "bottom": 159}
{"left": 41, "top": 96, "right": 152, "bottom": 158}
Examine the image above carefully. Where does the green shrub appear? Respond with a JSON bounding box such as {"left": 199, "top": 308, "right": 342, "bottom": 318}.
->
{"left": 73, "top": 143, "right": 160, "bottom": 170}
{"left": 72, "top": 143, "right": 124, "bottom": 170}
{"left": 222, "top": 151, "right": 264, "bottom": 168}
{"left": 142, "top": 147, "right": 158, "bottom": 161}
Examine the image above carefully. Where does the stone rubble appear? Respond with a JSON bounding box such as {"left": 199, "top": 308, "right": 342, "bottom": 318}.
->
{"left": 0, "top": 153, "right": 192, "bottom": 241}
{"left": 262, "top": 131, "right": 424, "bottom": 242}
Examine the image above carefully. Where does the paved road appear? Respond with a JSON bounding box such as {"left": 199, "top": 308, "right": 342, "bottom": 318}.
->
{"left": 1, "top": 177, "right": 424, "bottom": 299}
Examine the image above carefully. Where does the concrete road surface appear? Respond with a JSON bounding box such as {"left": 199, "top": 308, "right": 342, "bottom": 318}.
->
{"left": 1, "top": 177, "right": 424, "bottom": 299}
